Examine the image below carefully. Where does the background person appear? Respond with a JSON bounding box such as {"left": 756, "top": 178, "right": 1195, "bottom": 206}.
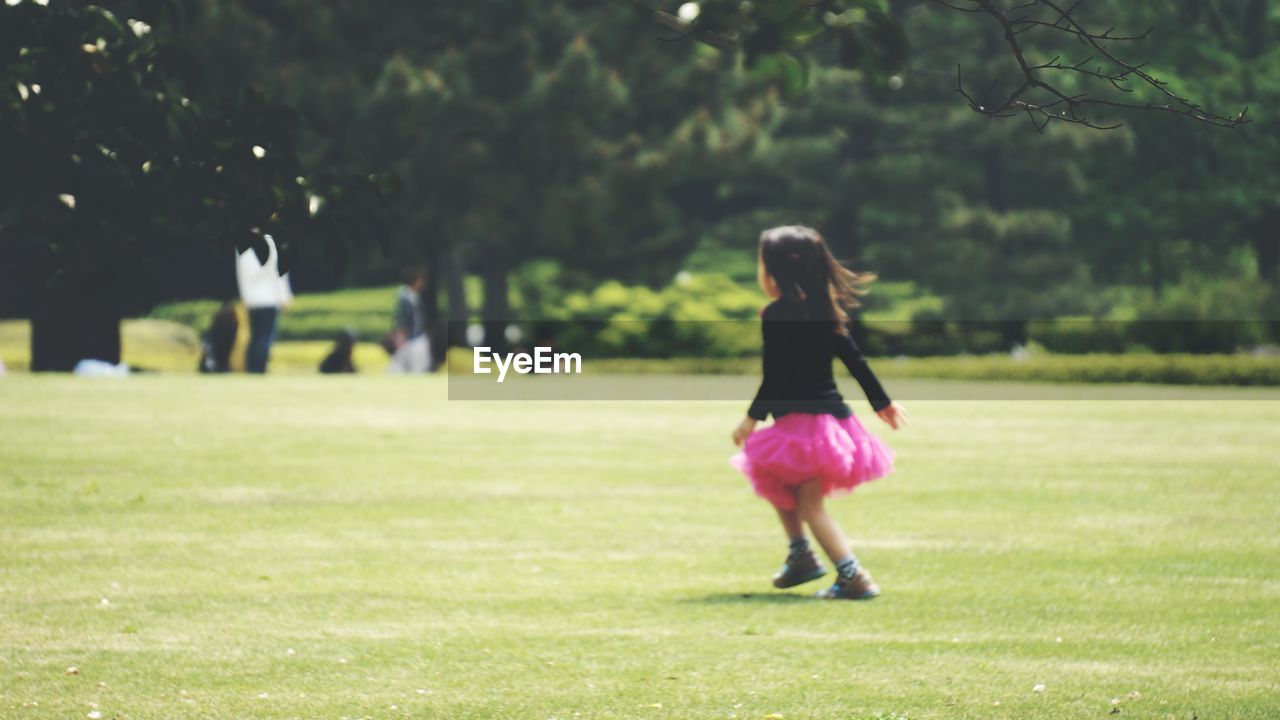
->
{"left": 199, "top": 301, "right": 239, "bottom": 373}
{"left": 235, "top": 234, "right": 292, "bottom": 374}
{"left": 319, "top": 330, "right": 358, "bottom": 374}
{"left": 388, "top": 267, "right": 430, "bottom": 374}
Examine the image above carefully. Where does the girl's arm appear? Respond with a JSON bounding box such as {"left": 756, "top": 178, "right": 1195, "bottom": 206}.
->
{"left": 735, "top": 306, "right": 781, "bottom": 445}
{"left": 746, "top": 380, "right": 771, "bottom": 423}
{"left": 746, "top": 305, "right": 787, "bottom": 422}
{"left": 834, "top": 331, "right": 908, "bottom": 429}
{"left": 834, "top": 331, "right": 889, "bottom": 410}
{"left": 735, "top": 374, "right": 770, "bottom": 446}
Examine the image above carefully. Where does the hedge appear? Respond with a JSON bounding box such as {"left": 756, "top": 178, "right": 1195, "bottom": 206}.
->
{"left": 150, "top": 285, "right": 397, "bottom": 341}
{"left": 873, "top": 353, "right": 1280, "bottom": 386}
{"left": 446, "top": 348, "right": 1280, "bottom": 386}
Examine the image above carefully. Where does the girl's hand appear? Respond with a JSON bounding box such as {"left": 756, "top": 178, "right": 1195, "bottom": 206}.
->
{"left": 876, "top": 402, "right": 909, "bottom": 430}
{"left": 732, "top": 417, "right": 758, "bottom": 447}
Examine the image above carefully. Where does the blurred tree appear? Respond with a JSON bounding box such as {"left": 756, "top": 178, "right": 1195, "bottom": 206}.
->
{"left": 688, "top": 3, "right": 1108, "bottom": 340}
{"left": 654, "top": 0, "right": 1248, "bottom": 130}
{"left": 689, "top": 0, "right": 1272, "bottom": 334}
{"left": 1073, "top": 0, "right": 1279, "bottom": 293}
{"left": 916, "top": 204, "right": 1093, "bottom": 341}
{"left": 7, "top": 0, "right": 1272, "bottom": 369}
{"left": 188, "top": 1, "right": 767, "bottom": 349}
{"left": 0, "top": 1, "right": 387, "bottom": 370}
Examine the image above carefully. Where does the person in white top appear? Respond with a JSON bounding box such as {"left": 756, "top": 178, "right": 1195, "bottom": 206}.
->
{"left": 236, "top": 234, "right": 293, "bottom": 373}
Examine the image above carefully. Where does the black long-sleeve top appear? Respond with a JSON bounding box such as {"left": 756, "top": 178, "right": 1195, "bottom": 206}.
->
{"left": 747, "top": 298, "right": 892, "bottom": 421}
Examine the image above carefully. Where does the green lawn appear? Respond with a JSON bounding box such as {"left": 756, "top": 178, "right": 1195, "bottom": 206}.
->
{"left": 1, "top": 376, "right": 1278, "bottom": 719}
{"left": 0, "top": 320, "right": 391, "bottom": 374}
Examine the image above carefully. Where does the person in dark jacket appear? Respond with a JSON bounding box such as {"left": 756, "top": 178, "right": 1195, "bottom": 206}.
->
{"left": 199, "top": 301, "right": 239, "bottom": 373}
{"left": 388, "top": 267, "right": 430, "bottom": 373}
{"left": 319, "top": 330, "right": 358, "bottom": 374}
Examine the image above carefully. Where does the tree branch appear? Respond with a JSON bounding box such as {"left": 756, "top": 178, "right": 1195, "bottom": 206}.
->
{"left": 946, "top": 0, "right": 1249, "bottom": 130}
{"left": 630, "top": 0, "right": 1248, "bottom": 131}
{"left": 637, "top": 2, "right": 737, "bottom": 50}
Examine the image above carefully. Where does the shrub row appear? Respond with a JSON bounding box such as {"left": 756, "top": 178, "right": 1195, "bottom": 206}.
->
{"left": 151, "top": 274, "right": 1279, "bottom": 357}
{"left": 447, "top": 348, "right": 1279, "bottom": 387}
{"left": 534, "top": 274, "right": 763, "bottom": 358}
{"left": 875, "top": 353, "right": 1280, "bottom": 387}
{"left": 860, "top": 319, "right": 1276, "bottom": 357}
{"left": 150, "top": 286, "right": 398, "bottom": 341}
{"left": 517, "top": 316, "right": 1277, "bottom": 360}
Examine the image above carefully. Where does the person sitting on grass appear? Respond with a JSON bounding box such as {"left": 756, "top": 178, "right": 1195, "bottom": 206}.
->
{"left": 319, "top": 330, "right": 358, "bottom": 374}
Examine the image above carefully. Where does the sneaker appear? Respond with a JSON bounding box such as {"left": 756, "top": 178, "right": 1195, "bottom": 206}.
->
{"left": 772, "top": 549, "right": 827, "bottom": 589}
{"left": 817, "top": 568, "right": 880, "bottom": 600}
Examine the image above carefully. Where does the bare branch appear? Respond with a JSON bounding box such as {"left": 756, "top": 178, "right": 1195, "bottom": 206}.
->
{"left": 944, "top": 0, "right": 1249, "bottom": 130}
{"left": 642, "top": 3, "right": 737, "bottom": 50}
{"left": 630, "top": 0, "right": 1248, "bottom": 131}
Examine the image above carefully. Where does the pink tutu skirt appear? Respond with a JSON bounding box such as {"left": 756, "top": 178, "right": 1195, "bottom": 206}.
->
{"left": 731, "top": 412, "right": 894, "bottom": 511}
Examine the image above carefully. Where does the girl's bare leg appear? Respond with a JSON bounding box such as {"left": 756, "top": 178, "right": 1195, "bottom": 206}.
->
{"left": 795, "top": 479, "right": 852, "bottom": 563}
{"left": 775, "top": 507, "right": 804, "bottom": 541}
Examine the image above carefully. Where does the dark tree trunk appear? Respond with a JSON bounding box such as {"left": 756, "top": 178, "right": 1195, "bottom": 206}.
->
{"left": 828, "top": 198, "right": 861, "bottom": 260}
{"left": 983, "top": 152, "right": 1008, "bottom": 212}
{"left": 1149, "top": 236, "right": 1166, "bottom": 299}
{"left": 482, "top": 265, "right": 510, "bottom": 353}
{"left": 446, "top": 249, "right": 470, "bottom": 348}
{"left": 422, "top": 245, "right": 448, "bottom": 368}
{"left": 1243, "top": 0, "right": 1269, "bottom": 58}
{"left": 1249, "top": 207, "right": 1279, "bottom": 281}
{"left": 997, "top": 320, "right": 1028, "bottom": 347}
{"left": 30, "top": 293, "right": 122, "bottom": 372}
{"left": 423, "top": 245, "right": 441, "bottom": 335}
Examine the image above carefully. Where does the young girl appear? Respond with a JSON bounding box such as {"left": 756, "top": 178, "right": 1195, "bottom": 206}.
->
{"left": 731, "top": 225, "right": 907, "bottom": 600}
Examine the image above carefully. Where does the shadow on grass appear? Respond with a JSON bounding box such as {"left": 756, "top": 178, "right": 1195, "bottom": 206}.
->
{"left": 690, "top": 592, "right": 816, "bottom": 604}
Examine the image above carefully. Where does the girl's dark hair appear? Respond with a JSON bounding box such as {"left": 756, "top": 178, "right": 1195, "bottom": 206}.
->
{"left": 758, "top": 225, "right": 875, "bottom": 334}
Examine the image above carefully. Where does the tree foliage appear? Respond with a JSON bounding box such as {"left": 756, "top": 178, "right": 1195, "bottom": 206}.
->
{"left": 3, "top": 0, "right": 1276, "bottom": 368}
{"left": 657, "top": 0, "right": 1249, "bottom": 130}
{"left": 0, "top": 0, "right": 387, "bottom": 368}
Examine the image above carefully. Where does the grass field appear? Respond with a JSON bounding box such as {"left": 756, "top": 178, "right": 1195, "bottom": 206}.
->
{"left": 0, "top": 320, "right": 392, "bottom": 375}
{"left": 1, "top": 376, "right": 1278, "bottom": 719}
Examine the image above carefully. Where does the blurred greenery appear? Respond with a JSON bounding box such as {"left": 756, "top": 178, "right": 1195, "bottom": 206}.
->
{"left": 0, "top": 0, "right": 388, "bottom": 369}
{"left": 4, "top": 0, "right": 1279, "bottom": 366}
{"left": 7, "top": 314, "right": 1272, "bottom": 386}
{"left": 441, "top": 346, "right": 1280, "bottom": 386}
{"left": 143, "top": 272, "right": 1278, "bottom": 360}
{"left": 151, "top": 286, "right": 401, "bottom": 342}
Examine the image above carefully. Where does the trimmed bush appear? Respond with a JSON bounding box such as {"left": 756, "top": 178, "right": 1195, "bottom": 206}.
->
{"left": 1132, "top": 279, "right": 1276, "bottom": 353}
{"left": 868, "top": 353, "right": 1280, "bottom": 386}
{"left": 860, "top": 320, "right": 1008, "bottom": 357}
{"left": 1027, "top": 319, "right": 1134, "bottom": 354}
{"left": 539, "top": 274, "right": 763, "bottom": 358}
{"left": 446, "top": 348, "right": 1279, "bottom": 386}
{"left": 151, "top": 286, "right": 398, "bottom": 341}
